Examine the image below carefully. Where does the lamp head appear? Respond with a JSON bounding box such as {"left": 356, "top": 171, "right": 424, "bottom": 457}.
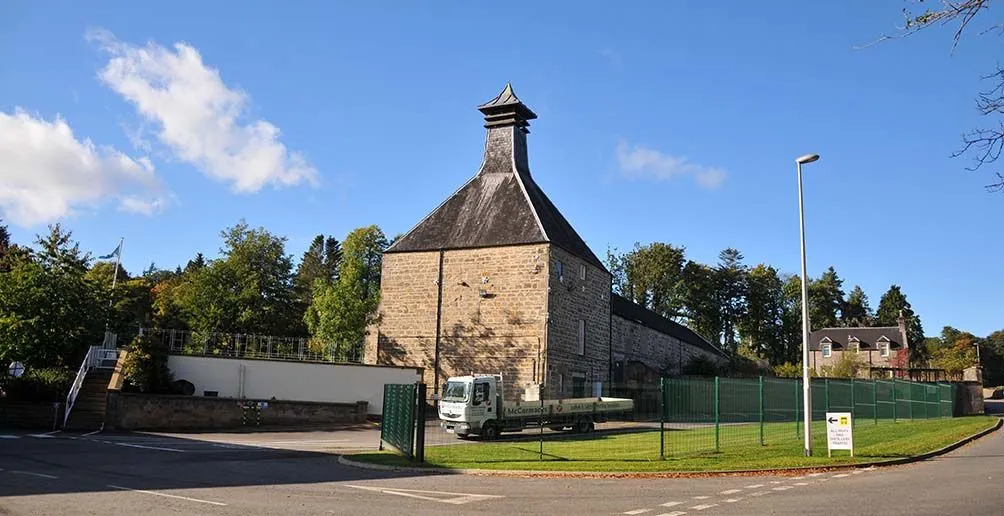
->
{"left": 796, "top": 154, "right": 820, "bottom": 165}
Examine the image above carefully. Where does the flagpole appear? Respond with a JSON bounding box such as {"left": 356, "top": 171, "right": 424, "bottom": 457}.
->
{"left": 111, "top": 237, "right": 124, "bottom": 291}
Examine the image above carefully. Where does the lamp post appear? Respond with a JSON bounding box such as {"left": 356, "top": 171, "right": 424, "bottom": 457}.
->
{"left": 796, "top": 152, "right": 819, "bottom": 457}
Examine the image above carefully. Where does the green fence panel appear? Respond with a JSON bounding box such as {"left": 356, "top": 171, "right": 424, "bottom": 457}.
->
{"left": 380, "top": 383, "right": 416, "bottom": 459}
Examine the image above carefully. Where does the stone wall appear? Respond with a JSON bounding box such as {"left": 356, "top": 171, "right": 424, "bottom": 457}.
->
{"left": 545, "top": 245, "right": 612, "bottom": 398}
{"left": 810, "top": 348, "right": 907, "bottom": 376}
{"left": 954, "top": 382, "right": 985, "bottom": 416}
{"left": 611, "top": 315, "right": 722, "bottom": 377}
{"left": 369, "top": 244, "right": 549, "bottom": 397}
{"left": 104, "top": 392, "right": 367, "bottom": 431}
{"left": 0, "top": 401, "right": 63, "bottom": 430}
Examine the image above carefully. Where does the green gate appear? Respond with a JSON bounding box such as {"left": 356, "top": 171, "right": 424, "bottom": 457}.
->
{"left": 379, "top": 383, "right": 426, "bottom": 461}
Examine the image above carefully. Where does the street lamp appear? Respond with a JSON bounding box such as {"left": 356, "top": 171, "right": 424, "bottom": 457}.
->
{"left": 796, "top": 152, "right": 819, "bottom": 457}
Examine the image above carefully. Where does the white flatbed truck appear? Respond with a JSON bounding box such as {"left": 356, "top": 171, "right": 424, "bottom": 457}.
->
{"left": 437, "top": 374, "right": 634, "bottom": 439}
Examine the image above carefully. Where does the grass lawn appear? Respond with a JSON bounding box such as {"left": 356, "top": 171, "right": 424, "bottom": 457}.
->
{"left": 348, "top": 416, "right": 999, "bottom": 472}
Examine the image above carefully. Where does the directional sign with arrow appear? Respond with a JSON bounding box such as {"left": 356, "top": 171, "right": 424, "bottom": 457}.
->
{"left": 826, "top": 411, "right": 853, "bottom": 457}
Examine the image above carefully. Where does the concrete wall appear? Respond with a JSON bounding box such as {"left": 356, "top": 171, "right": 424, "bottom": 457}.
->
{"left": 368, "top": 244, "right": 549, "bottom": 397}
{"left": 166, "top": 355, "right": 420, "bottom": 414}
{"left": 105, "top": 392, "right": 367, "bottom": 431}
{"left": 545, "top": 245, "right": 612, "bottom": 398}
{"left": 611, "top": 315, "right": 723, "bottom": 376}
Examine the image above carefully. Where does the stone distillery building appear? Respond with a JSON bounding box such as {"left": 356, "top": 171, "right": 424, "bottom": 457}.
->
{"left": 363, "top": 84, "right": 726, "bottom": 399}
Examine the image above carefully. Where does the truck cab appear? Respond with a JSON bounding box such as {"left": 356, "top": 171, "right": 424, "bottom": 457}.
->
{"left": 438, "top": 374, "right": 501, "bottom": 439}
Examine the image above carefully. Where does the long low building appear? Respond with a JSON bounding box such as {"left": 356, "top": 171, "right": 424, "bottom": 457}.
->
{"left": 364, "top": 84, "right": 726, "bottom": 399}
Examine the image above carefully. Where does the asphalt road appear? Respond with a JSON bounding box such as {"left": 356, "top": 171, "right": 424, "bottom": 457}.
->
{"left": 1, "top": 408, "right": 1002, "bottom": 516}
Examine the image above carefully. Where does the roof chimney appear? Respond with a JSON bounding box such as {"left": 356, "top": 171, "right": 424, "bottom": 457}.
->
{"left": 477, "top": 83, "right": 537, "bottom": 177}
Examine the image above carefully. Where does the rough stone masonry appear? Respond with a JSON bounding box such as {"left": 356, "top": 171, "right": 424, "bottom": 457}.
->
{"left": 364, "top": 84, "right": 726, "bottom": 400}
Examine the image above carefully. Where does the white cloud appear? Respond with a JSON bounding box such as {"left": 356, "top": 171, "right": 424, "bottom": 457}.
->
{"left": 86, "top": 28, "right": 317, "bottom": 193}
{"left": 0, "top": 108, "right": 169, "bottom": 227}
{"left": 615, "top": 140, "right": 727, "bottom": 189}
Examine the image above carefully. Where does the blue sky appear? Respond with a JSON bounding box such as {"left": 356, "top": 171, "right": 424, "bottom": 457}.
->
{"left": 1, "top": 1, "right": 1001, "bottom": 337}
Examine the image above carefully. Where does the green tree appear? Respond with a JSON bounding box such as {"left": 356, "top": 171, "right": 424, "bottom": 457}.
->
{"left": 780, "top": 274, "right": 805, "bottom": 364}
{"left": 680, "top": 261, "right": 723, "bottom": 347}
{"left": 876, "top": 284, "right": 926, "bottom": 361}
{"left": 613, "top": 242, "right": 687, "bottom": 318}
{"left": 0, "top": 225, "right": 106, "bottom": 368}
{"left": 715, "top": 248, "right": 747, "bottom": 353}
{"left": 982, "top": 330, "right": 1004, "bottom": 386}
{"left": 294, "top": 234, "right": 342, "bottom": 305}
{"left": 739, "top": 264, "right": 790, "bottom": 365}
{"left": 304, "top": 225, "right": 387, "bottom": 361}
{"left": 841, "top": 285, "right": 873, "bottom": 327}
{"left": 174, "top": 221, "right": 299, "bottom": 336}
{"left": 808, "top": 266, "right": 844, "bottom": 330}
{"left": 928, "top": 326, "right": 979, "bottom": 377}
{"left": 184, "top": 252, "right": 206, "bottom": 273}
{"left": 85, "top": 261, "right": 131, "bottom": 286}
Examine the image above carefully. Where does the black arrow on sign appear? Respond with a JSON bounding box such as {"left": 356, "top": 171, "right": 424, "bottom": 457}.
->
{"left": 828, "top": 417, "right": 839, "bottom": 424}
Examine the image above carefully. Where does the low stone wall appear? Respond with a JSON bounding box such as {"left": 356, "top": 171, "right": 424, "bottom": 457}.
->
{"left": 105, "top": 392, "right": 367, "bottom": 431}
{"left": 0, "top": 401, "right": 64, "bottom": 430}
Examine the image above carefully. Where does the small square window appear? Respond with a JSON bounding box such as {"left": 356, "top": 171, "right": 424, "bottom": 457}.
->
{"left": 579, "top": 264, "right": 587, "bottom": 281}
{"left": 577, "top": 319, "right": 585, "bottom": 355}
{"left": 879, "top": 341, "right": 889, "bottom": 358}
{"left": 822, "top": 343, "right": 832, "bottom": 358}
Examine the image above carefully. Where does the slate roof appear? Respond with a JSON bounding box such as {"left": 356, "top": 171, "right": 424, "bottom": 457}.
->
{"left": 386, "top": 84, "right": 606, "bottom": 270}
{"left": 610, "top": 293, "right": 727, "bottom": 358}
{"left": 808, "top": 326, "right": 907, "bottom": 351}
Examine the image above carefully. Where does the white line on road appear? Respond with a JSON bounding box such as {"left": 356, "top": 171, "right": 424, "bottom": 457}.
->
{"left": 692, "top": 496, "right": 710, "bottom": 500}
{"left": 772, "top": 486, "right": 792, "bottom": 491}
{"left": 794, "top": 482, "right": 809, "bottom": 486}
{"left": 73, "top": 437, "right": 186, "bottom": 453}
{"left": 807, "top": 472, "right": 824, "bottom": 477}
{"left": 81, "top": 430, "right": 102, "bottom": 437}
{"left": 690, "top": 504, "right": 718, "bottom": 510}
{"left": 750, "top": 491, "right": 771, "bottom": 497}
{"left": 0, "top": 435, "right": 19, "bottom": 439}
{"left": 344, "top": 485, "right": 503, "bottom": 505}
{"left": 624, "top": 510, "right": 652, "bottom": 515}
{"left": 656, "top": 512, "right": 687, "bottom": 516}
{"left": 833, "top": 473, "right": 850, "bottom": 478}
{"left": 659, "top": 501, "right": 682, "bottom": 507}
{"left": 720, "top": 489, "right": 742, "bottom": 494}
{"left": 724, "top": 498, "right": 742, "bottom": 503}
{"left": 11, "top": 470, "right": 58, "bottom": 479}
{"left": 770, "top": 480, "right": 782, "bottom": 484}
{"left": 107, "top": 485, "right": 227, "bottom": 506}
{"left": 745, "top": 484, "right": 764, "bottom": 488}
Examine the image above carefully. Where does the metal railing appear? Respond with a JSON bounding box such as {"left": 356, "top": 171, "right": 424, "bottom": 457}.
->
{"left": 63, "top": 346, "right": 96, "bottom": 428}
{"left": 141, "top": 328, "right": 363, "bottom": 364}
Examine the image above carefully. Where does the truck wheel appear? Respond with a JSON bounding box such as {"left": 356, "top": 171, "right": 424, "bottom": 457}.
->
{"left": 481, "top": 423, "right": 499, "bottom": 441}
{"left": 575, "top": 418, "right": 594, "bottom": 434}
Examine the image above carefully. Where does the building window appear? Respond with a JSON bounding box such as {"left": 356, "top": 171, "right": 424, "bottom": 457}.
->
{"left": 556, "top": 260, "right": 564, "bottom": 280}
{"left": 822, "top": 343, "right": 832, "bottom": 358}
{"left": 579, "top": 264, "right": 587, "bottom": 281}
{"left": 577, "top": 319, "right": 585, "bottom": 355}
{"left": 879, "top": 341, "right": 889, "bottom": 358}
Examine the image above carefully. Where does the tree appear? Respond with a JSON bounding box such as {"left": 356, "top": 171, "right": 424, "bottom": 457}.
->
{"left": 85, "top": 261, "right": 131, "bottom": 286}
{"left": 841, "top": 285, "right": 873, "bottom": 327}
{"left": 0, "top": 225, "right": 106, "bottom": 368}
{"left": 610, "top": 242, "right": 687, "bottom": 318}
{"left": 982, "top": 330, "right": 1004, "bottom": 386}
{"left": 174, "top": 221, "right": 299, "bottom": 336}
{"left": 304, "top": 225, "right": 387, "bottom": 361}
{"left": 881, "top": 0, "right": 1004, "bottom": 191}
{"left": 739, "top": 264, "right": 791, "bottom": 365}
{"left": 184, "top": 252, "right": 206, "bottom": 273}
{"left": 715, "top": 248, "right": 748, "bottom": 353}
{"left": 680, "top": 261, "right": 723, "bottom": 347}
{"left": 808, "top": 266, "right": 845, "bottom": 330}
{"left": 294, "top": 234, "right": 342, "bottom": 305}
{"left": 876, "top": 284, "right": 927, "bottom": 362}
{"left": 928, "top": 326, "right": 979, "bottom": 377}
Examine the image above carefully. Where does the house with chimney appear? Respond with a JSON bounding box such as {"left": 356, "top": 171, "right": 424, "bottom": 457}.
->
{"left": 807, "top": 315, "right": 910, "bottom": 377}
{"left": 363, "top": 84, "right": 726, "bottom": 399}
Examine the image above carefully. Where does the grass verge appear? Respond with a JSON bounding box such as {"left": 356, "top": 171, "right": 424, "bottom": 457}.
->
{"left": 347, "top": 416, "right": 998, "bottom": 472}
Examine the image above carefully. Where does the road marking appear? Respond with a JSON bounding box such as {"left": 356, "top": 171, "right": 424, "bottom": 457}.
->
{"left": 692, "top": 496, "right": 710, "bottom": 500}
{"left": 656, "top": 512, "right": 687, "bottom": 516}
{"left": 817, "top": 478, "right": 829, "bottom": 482}
{"left": 81, "top": 430, "right": 102, "bottom": 437}
{"left": 11, "top": 471, "right": 58, "bottom": 479}
{"left": 344, "top": 485, "right": 504, "bottom": 505}
{"left": 724, "top": 498, "right": 742, "bottom": 503}
{"left": 0, "top": 435, "right": 19, "bottom": 439}
{"left": 745, "top": 483, "right": 764, "bottom": 489}
{"left": 108, "top": 485, "right": 227, "bottom": 506}
{"left": 659, "top": 501, "right": 682, "bottom": 507}
{"left": 75, "top": 438, "right": 186, "bottom": 453}
{"left": 770, "top": 480, "right": 782, "bottom": 484}
{"left": 750, "top": 491, "right": 771, "bottom": 497}
{"left": 791, "top": 476, "right": 805, "bottom": 480}
{"left": 772, "top": 486, "right": 792, "bottom": 491}
{"left": 851, "top": 470, "right": 863, "bottom": 474}
{"left": 833, "top": 473, "right": 850, "bottom": 478}
{"left": 794, "top": 482, "right": 809, "bottom": 486}
{"left": 690, "top": 504, "right": 717, "bottom": 511}
{"left": 807, "top": 472, "right": 824, "bottom": 477}
{"left": 720, "top": 489, "right": 742, "bottom": 494}
{"left": 624, "top": 510, "right": 651, "bottom": 515}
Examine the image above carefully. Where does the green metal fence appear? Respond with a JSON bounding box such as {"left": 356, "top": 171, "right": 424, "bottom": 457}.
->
{"left": 659, "top": 376, "right": 956, "bottom": 457}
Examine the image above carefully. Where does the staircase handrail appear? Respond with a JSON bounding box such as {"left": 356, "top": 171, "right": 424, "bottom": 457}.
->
{"left": 64, "top": 345, "right": 98, "bottom": 428}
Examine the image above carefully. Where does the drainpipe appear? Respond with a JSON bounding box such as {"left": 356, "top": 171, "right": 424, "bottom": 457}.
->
{"left": 433, "top": 249, "right": 445, "bottom": 396}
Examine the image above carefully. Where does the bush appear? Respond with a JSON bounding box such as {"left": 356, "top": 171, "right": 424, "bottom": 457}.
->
{"left": 822, "top": 351, "right": 862, "bottom": 378}
{"left": 0, "top": 368, "right": 75, "bottom": 402}
{"left": 681, "top": 355, "right": 721, "bottom": 377}
{"left": 121, "top": 334, "right": 174, "bottom": 393}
